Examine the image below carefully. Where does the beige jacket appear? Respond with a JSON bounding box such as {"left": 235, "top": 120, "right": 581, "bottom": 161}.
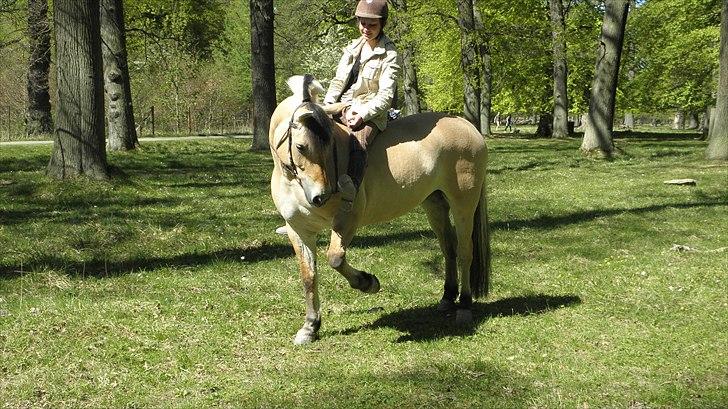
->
{"left": 323, "top": 34, "right": 399, "bottom": 131}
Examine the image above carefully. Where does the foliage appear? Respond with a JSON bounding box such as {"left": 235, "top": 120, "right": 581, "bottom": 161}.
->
{"left": 622, "top": 0, "right": 721, "bottom": 114}
{"left": 1, "top": 135, "right": 726, "bottom": 406}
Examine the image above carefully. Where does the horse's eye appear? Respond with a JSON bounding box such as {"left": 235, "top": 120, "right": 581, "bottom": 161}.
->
{"left": 296, "top": 143, "right": 307, "bottom": 153}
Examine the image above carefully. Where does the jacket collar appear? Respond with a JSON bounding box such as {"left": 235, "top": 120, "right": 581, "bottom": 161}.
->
{"left": 345, "top": 33, "right": 393, "bottom": 57}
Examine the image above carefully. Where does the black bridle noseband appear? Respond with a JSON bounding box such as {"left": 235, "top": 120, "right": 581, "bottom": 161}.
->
{"left": 275, "top": 101, "right": 339, "bottom": 194}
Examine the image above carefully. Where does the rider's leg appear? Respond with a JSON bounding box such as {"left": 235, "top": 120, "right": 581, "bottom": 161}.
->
{"left": 338, "top": 124, "right": 378, "bottom": 212}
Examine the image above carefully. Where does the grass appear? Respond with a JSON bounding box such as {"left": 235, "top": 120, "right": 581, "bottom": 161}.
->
{"left": 1, "top": 133, "right": 726, "bottom": 408}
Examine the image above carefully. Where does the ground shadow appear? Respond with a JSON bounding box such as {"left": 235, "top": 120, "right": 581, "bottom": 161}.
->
{"left": 0, "top": 242, "right": 293, "bottom": 279}
{"left": 338, "top": 293, "right": 581, "bottom": 342}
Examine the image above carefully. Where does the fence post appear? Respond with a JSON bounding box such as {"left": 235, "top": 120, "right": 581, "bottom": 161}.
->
{"left": 151, "top": 106, "right": 155, "bottom": 137}
{"left": 6, "top": 107, "right": 10, "bottom": 138}
{"left": 188, "top": 106, "right": 192, "bottom": 136}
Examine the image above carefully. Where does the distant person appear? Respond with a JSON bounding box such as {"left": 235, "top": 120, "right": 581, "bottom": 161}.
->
{"left": 504, "top": 114, "right": 513, "bottom": 132}
{"left": 494, "top": 112, "right": 501, "bottom": 129}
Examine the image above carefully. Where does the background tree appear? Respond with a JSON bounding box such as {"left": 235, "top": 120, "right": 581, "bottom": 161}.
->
{"left": 581, "top": 0, "right": 630, "bottom": 156}
{"left": 101, "top": 0, "right": 138, "bottom": 151}
{"left": 26, "top": 0, "right": 53, "bottom": 136}
{"left": 550, "top": 0, "right": 569, "bottom": 138}
{"left": 706, "top": 0, "right": 728, "bottom": 160}
{"left": 48, "top": 0, "right": 108, "bottom": 180}
{"left": 390, "top": 0, "right": 421, "bottom": 116}
{"left": 249, "top": 0, "right": 274, "bottom": 151}
{"left": 456, "top": 0, "right": 481, "bottom": 131}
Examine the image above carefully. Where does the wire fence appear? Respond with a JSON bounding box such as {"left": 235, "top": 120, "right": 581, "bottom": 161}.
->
{"left": 0, "top": 105, "right": 253, "bottom": 141}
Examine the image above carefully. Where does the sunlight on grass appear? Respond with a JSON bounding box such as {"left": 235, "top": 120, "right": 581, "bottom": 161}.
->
{"left": 1, "top": 135, "right": 726, "bottom": 407}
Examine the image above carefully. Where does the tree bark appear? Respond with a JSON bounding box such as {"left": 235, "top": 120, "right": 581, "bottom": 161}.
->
{"left": 456, "top": 0, "right": 480, "bottom": 130}
{"left": 391, "top": 0, "right": 421, "bottom": 116}
{"left": 48, "top": 0, "right": 108, "bottom": 180}
{"left": 250, "top": 0, "right": 275, "bottom": 151}
{"left": 707, "top": 0, "right": 728, "bottom": 160}
{"left": 624, "top": 111, "right": 634, "bottom": 128}
{"left": 672, "top": 111, "right": 685, "bottom": 130}
{"left": 100, "top": 0, "right": 138, "bottom": 151}
{"left": 581, "top": 0, "right": 630, "bottom": 156}
{"left": 550, "top": 0, "right": 569, "bottom": 138}
{"left": 26, "top": 0, "right": 53, "bottom": 135}
{"left": 474, "top": 8, "right": 492, "bottom": 136}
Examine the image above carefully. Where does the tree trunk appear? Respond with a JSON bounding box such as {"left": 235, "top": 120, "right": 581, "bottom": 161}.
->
{"left": 535, "top": 113, "right": 554, "bottom": 138}
{"left": 624, "top": 111, "right": 634, "bottom": 128}
{"left": 249, "top": 0, "right": 275, "bottom": 151}
{"left": 707, "top": 0, "right": 728, "bottom": 160}
{"left": 581, "top": 0, "right": 630, "bottom": 156}
{"left": 391, "top": 0, "right": 421, "bottom": 116}
{"left": 700, "top": 106, "right": 712, "bottom": 140}
{"left": 550, "top": 0, "right": 570, "bottom": 138}
{"left": 48, "top": 0, "right": 108, "bottom": 180}
{"left": 26, "top": 0, "right": 53, "bottom": 136}
{"left": 474, "top": 8, "right": 492, "bottom": 136}
{"left": 456, "top": 0, "right": 480, "bottom": 130}
{"left": 686, "top": 112, "right": 699, "bottom": 129}
{"left": 672, "top": 111, "right": 685, "bottom": 130}
{"left": 100, "top": 0, "right": 138, "bottom": 151}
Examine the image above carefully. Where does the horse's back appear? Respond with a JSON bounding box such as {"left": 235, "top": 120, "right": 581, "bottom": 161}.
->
{"left": 362, "top": 112, "right": 487, "bottom": 224}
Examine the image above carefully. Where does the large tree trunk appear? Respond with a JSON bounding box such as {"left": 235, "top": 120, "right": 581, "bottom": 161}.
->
{"left": 707, "top": 0, "right": 728, "bottom": 160}
{"left": 48, "top": 0, "right": 108, "bottom": 180}
{"left": 391, "top": 0, "right": 421, "bottom": 116}
{"left": 456, "top": 0, "right": 480, "bottom": 131}
{"left": 581, "top": 0, "right": 630, "bottom": 156}
{"left": 100, "top": 0, "right": 138, "bottom": 151}
{"left": 474, "top": 8, "right": 492, "bottom": 136}
{"left": 550, "top": 0, "right": 569, "bottom": 138}
{"left": 26, "top": 0, "right": 53, "bottom": 136}
{"left": 249, "top": 0, "right": 275, "bottom": 151}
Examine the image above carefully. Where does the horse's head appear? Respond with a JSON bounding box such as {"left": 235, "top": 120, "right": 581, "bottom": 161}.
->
{"left": 274, "top": 98, "right": 339, "bottom": 208}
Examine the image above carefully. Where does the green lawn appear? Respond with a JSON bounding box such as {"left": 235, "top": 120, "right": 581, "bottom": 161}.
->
{"left": 1, "top": 134, "right": 726, "bottom": 408}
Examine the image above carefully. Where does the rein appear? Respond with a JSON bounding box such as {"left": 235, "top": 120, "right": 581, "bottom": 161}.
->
{"left": 275, "top": 101, "right": 340, "bottom": 194}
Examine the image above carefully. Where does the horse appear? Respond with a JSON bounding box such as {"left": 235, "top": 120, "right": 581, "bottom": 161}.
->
{"left": 269, "top": 75, "right": 491, "bottom": 345}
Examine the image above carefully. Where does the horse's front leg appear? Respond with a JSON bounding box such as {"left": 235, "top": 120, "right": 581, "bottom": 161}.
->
{"left": 287, "top": 227, "right": 321, "bottom": 345}
{"left": 326, "top": 218, "right": 380, "bottom": 293}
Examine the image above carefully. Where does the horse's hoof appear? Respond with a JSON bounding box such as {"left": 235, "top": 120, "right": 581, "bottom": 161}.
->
{"left": 293, "top": 328, "right": 318, "bottom": 345}
{"left": 362, "top": 273, "right": 380, "bottom": 293}
{"left": 455, "top": 309, "right": 473, "bottom": 326}
{"left": 438, "top": 298, "right": 457, "bottom": 312}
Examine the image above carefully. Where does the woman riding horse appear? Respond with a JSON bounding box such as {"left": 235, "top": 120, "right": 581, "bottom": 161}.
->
{"left": 277, "top": 0, "right": 398, "bottom": 235}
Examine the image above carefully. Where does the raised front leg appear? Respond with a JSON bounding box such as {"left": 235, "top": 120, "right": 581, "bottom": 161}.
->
{"left": 326, "top": 213, "right": 380, "bottom": 294}
{"left": 287, "top": 227, "right": 321, "bottom": 345}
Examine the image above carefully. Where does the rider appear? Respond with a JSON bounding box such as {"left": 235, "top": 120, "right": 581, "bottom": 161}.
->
{"left": 275, "top": 0, "right": 398, "bottom": 235}
{"left": 325, "top": 0, "right": 399, "bottom": 216}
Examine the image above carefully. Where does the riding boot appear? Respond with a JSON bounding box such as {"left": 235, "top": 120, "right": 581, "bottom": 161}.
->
{"left": 337, "top": 140, "right": 367, "bottom": 214}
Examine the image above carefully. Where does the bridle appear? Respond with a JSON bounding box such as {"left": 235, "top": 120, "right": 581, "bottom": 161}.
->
{"left": 275, "top": 101, "right": 340, "bottom": 194}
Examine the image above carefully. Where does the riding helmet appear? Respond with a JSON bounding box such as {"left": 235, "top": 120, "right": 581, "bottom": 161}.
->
{"left": 355, "top": 0, "right": 389, "bottom": 22}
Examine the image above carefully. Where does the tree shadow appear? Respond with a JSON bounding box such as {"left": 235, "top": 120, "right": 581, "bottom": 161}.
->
{"left": 338, "top": 293, "right": 581, "bottom": 343}
{"left": 0, "top": 242, "right": 293, "bottom": 279}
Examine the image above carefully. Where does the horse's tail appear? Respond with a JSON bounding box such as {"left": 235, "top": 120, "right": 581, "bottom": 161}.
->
{"left": 470, "top": 180, "right": 491, "bottom": 299}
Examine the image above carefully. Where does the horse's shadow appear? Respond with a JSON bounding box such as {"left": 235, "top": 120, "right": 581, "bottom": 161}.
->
{"left": 337, "top": 293, "right": 581, "bottom": 343}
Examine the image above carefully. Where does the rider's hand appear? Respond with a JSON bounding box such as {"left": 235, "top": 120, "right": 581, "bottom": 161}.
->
{"left": 346, "top": 111, "right": 364, "bottom": 131}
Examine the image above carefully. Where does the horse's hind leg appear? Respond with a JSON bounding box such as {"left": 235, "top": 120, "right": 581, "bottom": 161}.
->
{"left": 449, "top": 195, "right": 479, "bottom": 325}
{"left": 327, "top": 221, "right": 380, "bottom": 293}
{"left": 421, "top": 191, "right": 459, "bottom": 312}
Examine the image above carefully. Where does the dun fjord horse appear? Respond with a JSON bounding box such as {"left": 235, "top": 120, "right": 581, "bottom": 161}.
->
{"left": 270, "top": 75, "right": 490, "bottom": 345}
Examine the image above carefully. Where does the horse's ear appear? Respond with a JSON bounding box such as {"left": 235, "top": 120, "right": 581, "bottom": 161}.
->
{"left": 322, "top": 102, "right": 347, "bottom": 117}
{"left": 287, "top": 75, "right": 325, "bottom": 102}
{"left": 293, "top": 108, "right": 314, "bottom": 123}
